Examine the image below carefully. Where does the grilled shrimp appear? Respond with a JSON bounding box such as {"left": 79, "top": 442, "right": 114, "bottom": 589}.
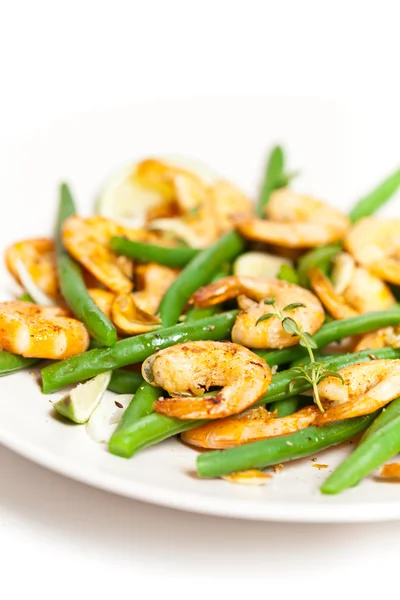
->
{"left": 344, "top": 217, "right": 400, "bottom": 284}
{"left": 309, "top": 267, "right": 358, "bottom": 320}
{"left": 355, "top": 327, "right": 400, "bottom": 352}
{"left": 315, "top": 359, "right": 400, "bottom": 425}
{"left": 192, "top": 276, "right": 324, "bottom": 349}
{"left": 235, "top": 189, "right": 350, "bottom": 248}
{"left": 142, "top": 341, "right": 272, "bottom": 419}
{"left": 147, "top": 173, "right": 219, "bottom": 248}
{"left": 88, "top": 289, "right": 115, "bottom": 320}
{"left": 181, "top": 405, "right": 319, "bottom": 449}
{"left": 62, "top": 216, "right": 134, "bottom": 294}
{"left": 0, "top": 301, "right": 89, "bottom": 359}
{"left": 5, "top": 238, "right": 59, "bottom": 299}
{"left": 210, "top": 180, "right": 253, "bottom": 233}
{"left": 111, "top": 294, "right": 161, "bottom": 335}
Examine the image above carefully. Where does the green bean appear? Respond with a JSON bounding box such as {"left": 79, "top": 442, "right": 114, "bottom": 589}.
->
{"left": 257, "top": 309, "right": 400, "bottom": 366}
{"left": 109, "top": 383, "right": 165, "bottom": 457}
{"left": 256, "top": 146, "right": 285, "bottom": 217}
{"left": 159, "top": 232, "right": 245, "bottom": 327}
{"left": 297, "top": 243, "right": 342, "bottom": 288}
{"left": 110, "top": 237, "right": 198, "bottom": 268}
{"left": 108, "top": 369, "right": 144, "bottom": 394}
{"left": 18, "top": 293, "right": 34, "bottom": 302}
{"left": 268, "top": 395, "right": 304, "bottom": 418}
{"left": 56, "top": 183, "right": 117, "bottom": 347}
{"left": 41, "top": 310, "right": 238, "bottom": 393}
{"left": 197, "top": 413, "right": 377, "bottom": 478}
{"left": 361, "top": 397, "right": 400, "bottom": 443}
{"left": 277, "top": 264, "right": 299, "bottom": 285}
{"left": 107, "top": 348, "right": 400, "bottom": 457}
{"left": 321, "top": 407, "right": 400, "bottom": 494}
{"left": 0, "top": 350, "right": 39, "bottom": 376}
{"left": 349, "top": 168, "right": 400, "bottom": 223}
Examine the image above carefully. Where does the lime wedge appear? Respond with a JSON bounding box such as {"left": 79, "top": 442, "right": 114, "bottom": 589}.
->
{"left": 86, "top": 393, "right": 131, "bottom": 443}
{"left": 95, "top": 155, "right": 218, "bottom": 228}
{"left": 52, "top": 371, "right": 111, "bottom": 424}
{"left": 233, "top": 251, "right": 292, "bottom": 278}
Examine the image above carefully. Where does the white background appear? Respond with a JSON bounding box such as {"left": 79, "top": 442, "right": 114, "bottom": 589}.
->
{"left": 1, "top": 0, "right": 400, "bottom": 597}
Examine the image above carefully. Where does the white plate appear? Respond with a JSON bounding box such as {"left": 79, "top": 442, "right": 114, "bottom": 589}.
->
{"left": 1, "top": 97, "right": 399, "bottom": 523}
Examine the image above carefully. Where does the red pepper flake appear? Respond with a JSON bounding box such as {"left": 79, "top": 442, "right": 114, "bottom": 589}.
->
{"left": 379, "top": 463, "right": 400, "bottom": 480}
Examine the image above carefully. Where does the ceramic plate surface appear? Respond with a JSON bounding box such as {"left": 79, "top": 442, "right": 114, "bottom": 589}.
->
{"left": 1, "top": 97, "right": 399, "bottom": 522}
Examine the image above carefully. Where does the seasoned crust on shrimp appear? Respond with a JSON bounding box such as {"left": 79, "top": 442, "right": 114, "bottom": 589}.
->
{"left": 181, "top": 405, "right": 319, "bottom": 449}
{"left": 142, "top": 341, "right": 272, "bottom": 419}
{"left": 192, "top": 276, "right": 324, "bottom": 349}
{"left": 62, "top": 216, "right": 134, "bottom": 294}
{"left": 235, "top": 189, "right": 350, "bottom": 248}
{"left": 0, "top": 301, "right": 89, "bottom": 359}
{"left": 344, "top": 217, "right": 400, "bottom": 284}
{"left": 315, "top": 359, "right": 400, "bottom": 425}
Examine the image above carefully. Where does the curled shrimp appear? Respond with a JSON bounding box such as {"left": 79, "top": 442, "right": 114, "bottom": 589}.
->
{"left": 309, "top": 267, "right": 358, "bottom": 320}
{"left": 235, "top": 189, "right": 350, "bottom": 248}
{"left": 0, "top": 301, "right": 89, "bottom": 359}
{"left": 5, "top": 238, "right": 59, "bottom": 299}
{"left": 181, "top": 405, "right": 319, "bottom": 449}
{"left": 111, "top": 294, "right": 161, "bottom": 335}
{"left": 62, "top": 216, "right": 134, "bottom": 294}
{"left": 344, "top": 217, "right": 400, "bottom": 284}
{"left": 315, "top": 359, "right": 400, "bottom": 425}
{"left": 192, "top": 276, "right": 324, "bottom": 349}
{"left": 142, "top": 341, "right": 272, "bottom": 419}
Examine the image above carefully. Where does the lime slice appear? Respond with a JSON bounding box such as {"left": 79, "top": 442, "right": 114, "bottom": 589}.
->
{"left": 52, "top": 371, "right": 111, "bottom": 424}
{"left": 86, "top": 392, "right": 131, "bottom": 443}
{"left": 95, "top": 155, "right": 219, "bottom": 228}
{"left": 233, "top": 251, "right": 292, "bottom": 279}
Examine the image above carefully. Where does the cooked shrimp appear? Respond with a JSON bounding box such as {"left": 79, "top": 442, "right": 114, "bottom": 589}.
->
{"left": 62, "top": 216, "right": 134, "bottom": 294}
{"left": 235, "top": 189, "right": 350, "bottom": 248}
{"left": 111, "top": 293, "right": 161, "bottom": 335}
{"left": 181, "top": 405, "right": 319, "bottom": 449}
{"left": 344, "top": 217, "right": 400, "bottom": 284}
{"left": 0, "top": 301, "right": 89, "bottom": 359}
{"left": 142, "top": 341, "right": 272, "bottom": 419}
{"left": 309, "top": 268, "right": 358, "bottom": 320}
{"left": 315, "top": 359, "right": 400, "bottom": 425}
{"left": 309, "top": 263, "right": 395, "bottom": 321}
{"left": 355, "top": 327, "right": 400, "bottom": 352}
{"left": 135, "top": 263, "right": 179, "bottom": 298}
{"left": 5, "top": 238, "right": 59, "bottom": 299}
{"left": 209, "top": 180, "right": 253, "bottom": 233}
{"left": 192, "top": 276, "right": 324, "bottom": 349}
{"left": 148, "top": 173, "right": 219, "bottom": 248}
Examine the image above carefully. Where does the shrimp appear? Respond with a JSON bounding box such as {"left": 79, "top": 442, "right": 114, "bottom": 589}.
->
{"left": 209, "top": 180, "right": 253, "bottom": 234}
{"left": 235, "top": 189, "right": 350, "bottom": 248}
{"left": 192, "top": 276, "right": 324, "bottom": 349}
{"left": 0, "top": 301, "right": 89, "bottom": 359}
{"left": 181, "top": 405, "right": 319, "bottom": 449}
{"left": 5, "top": 238, "right": 59, "bottom": 299}
{"left": 62, "top": 216, "right": 134, "bottom": 294}
{"left": 355, "top": 327, "right": 400, "bottom": 352}
{"left": 135, "top": 263, "right": 179, "bottom": 299}
{"left": 111, "top": 293, "right": 161, "bottom": 335}
{"left": 315, "top": 359, "right": 400, "bottom": 425}
{"left": 309, "top": 267, "right": 358, "bottom": 320}
{"left": 147, "top": 173, "right": 220, "bottom": 248}
{"left": 142, "top": 341, "right": 272, "bottom": 419}
{"left": 344, "top": 217, "right": 400, "bottom": 284}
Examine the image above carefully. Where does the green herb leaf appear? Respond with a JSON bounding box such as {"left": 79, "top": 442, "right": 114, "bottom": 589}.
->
{"left": 283, "top": 302, "right": 306, "bottom": 312}
{"left": 320, "top": 371, "right": 345, "bottom": 384}
{"left": 282, "top": 317, "right": 300, "bottom": 336}
{"left": 256, "top": 313, "right": 275, "bottom": 325}
{"left": 263, "top": 297, "right": 276, "bottom": 305}
{"left": 299, "top": 332, "right": 318, "bottom": 349}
